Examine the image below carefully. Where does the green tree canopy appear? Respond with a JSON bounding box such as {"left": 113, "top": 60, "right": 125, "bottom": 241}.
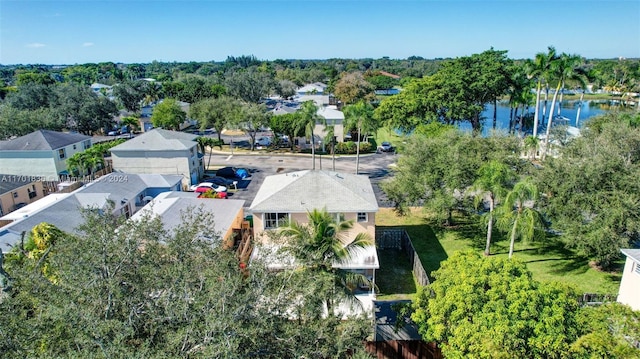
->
{"left": 151, "top": 98, "right": 186, "bottom": 130}
{"left": 537, "top": 112, "right": 640, "bottom": 267}
{"left": 412, "top": 251, "right": 582, "bottom": 358}
{"left": 0, "top": 206, "right": 373, "bottom": 358}
{"left": 189, "top": 95, "right": 241, "bottom": 141}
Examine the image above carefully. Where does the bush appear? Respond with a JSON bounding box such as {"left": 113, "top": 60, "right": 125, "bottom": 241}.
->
{"left": 335, "top": 141, "right": 372, "bottom": 154}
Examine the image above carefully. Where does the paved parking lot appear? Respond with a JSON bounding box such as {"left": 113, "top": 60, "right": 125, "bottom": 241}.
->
{"left": 205, "top": 151, "right": 398, "bottom": 209}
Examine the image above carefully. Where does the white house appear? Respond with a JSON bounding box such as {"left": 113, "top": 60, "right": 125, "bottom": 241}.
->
{"left": 110, "top": 129, "right": 204, "bottom": 188}
{"left": 296, "top": 82, "right": 327, "bottom": 96}
{"left": 0, "top": 130, "right": 92, "bottom": 179}
{"left": 317, "top": 105, "right": 346, "bottom": 143}
{"left": 617, "top": 248, "right": 640, "bottom": 311}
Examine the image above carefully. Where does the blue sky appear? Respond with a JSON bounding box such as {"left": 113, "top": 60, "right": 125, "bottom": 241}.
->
{"left": 1, "top": 0, "right": 639, "bottom": 65}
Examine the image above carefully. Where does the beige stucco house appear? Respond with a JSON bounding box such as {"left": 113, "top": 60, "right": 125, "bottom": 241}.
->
{"left": 249, "top": 169, "right": 379, "bottom": 316}
{"left": 0, "top": 175, "right": 45, "bottom": 218}
{"left": 109, "top": 129, "right": 204, "bottom": 188}
{"left": 250, "top": 171, "right": 378, "bottom": 273}
{"left": 0, "top": 130, "right": 92, "bottom": 179}
{"left": 617, "top": 248, "right": 640, "bottom": 311}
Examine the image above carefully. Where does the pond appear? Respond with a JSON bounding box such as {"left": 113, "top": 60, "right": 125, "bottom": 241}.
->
{"left": 458, "top": 100, "right": 617, "bottom": 136}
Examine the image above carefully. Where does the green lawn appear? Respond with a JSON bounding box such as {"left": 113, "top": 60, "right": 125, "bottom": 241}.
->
{"left": 375, "top": 207, "right": 622, "bottom": 295}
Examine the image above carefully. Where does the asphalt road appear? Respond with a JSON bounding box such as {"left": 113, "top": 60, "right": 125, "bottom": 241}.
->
{"left": 205, "top": 150, "right": 398, "bottom": 208}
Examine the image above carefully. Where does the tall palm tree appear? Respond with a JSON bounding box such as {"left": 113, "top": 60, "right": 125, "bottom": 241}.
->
{"left": 298, "top": 101, "right": 323, "bottom": 170}
{"left": 343, "top": 100, "right": 376, "bottom": 175}
{"left": 496, "top": 178, "right": 545, "bottom": 259}
{"left": 526, "top": 46, "right": 557, "bottom": 137}
{"left": 278, "top": 208, "right": 373, "bottom": 313}
{"left": 472, "top": 160, "right": 516, "bottom": 256}
{"left": 542, "top": 53, "right": 585, "bottom": 159}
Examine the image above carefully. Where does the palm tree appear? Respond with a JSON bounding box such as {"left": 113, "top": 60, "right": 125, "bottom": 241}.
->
{"left": 298, "top": 101, "right": 323, "bottom": 170}
{"left": 496, "top": 178, "right": 545, "bottom": 259}
{"left": 472, "top": 160, "right": 516, "bottom": 256}
{"left": 343, "top": 100, "right": 376, "bottom": 175}
{"left": 278, "top": 208, "right": 373, "bottom": 313}
{"left": 542, "top": 53, "right": 585, "bottom": 159}
{"left": 526, "top": 46, "right": 557, "bottom": 137}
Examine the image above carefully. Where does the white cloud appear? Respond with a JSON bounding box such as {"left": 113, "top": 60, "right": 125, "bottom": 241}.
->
{"left": 82, "top": 42, "right": 94, "bottom": 47}
{"left": 26, "top": 43, "right": 46, "bottom": 48}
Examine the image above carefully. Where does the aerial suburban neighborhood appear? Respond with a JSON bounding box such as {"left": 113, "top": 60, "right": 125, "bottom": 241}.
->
{"left": 1, "top": 1, "right": 639, "bottom": 354}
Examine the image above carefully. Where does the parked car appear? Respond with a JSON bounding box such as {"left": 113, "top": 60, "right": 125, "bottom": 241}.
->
{"left": 255, "top": 136, "right": 272, "bottom": 147}
{"left": 189, "top": 182, "right": 227, "bottom": 193}
{"left": 216, "top": 167, "right": 250, "bottom": 179}
{"left": 202, "top": 175, "right": 238, "bottom": 189}
{"left": 379, "top": 142, "right": 394, "bottom": 152}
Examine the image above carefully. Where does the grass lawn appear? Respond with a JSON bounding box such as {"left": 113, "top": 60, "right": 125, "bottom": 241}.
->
{"left": 375, "top": 207, "right": 622, "bottom": 296}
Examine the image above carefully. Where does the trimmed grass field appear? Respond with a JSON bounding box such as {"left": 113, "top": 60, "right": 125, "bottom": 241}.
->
{"left": 375, "top": 207, "right": 622, "bottom": 299}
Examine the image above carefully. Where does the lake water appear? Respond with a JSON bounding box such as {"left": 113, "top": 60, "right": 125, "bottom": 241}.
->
{"left": 458, "top": 100, "right": 613, "bottom": 136}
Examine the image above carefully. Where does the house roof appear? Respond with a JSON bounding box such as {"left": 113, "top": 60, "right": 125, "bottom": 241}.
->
{"left": 109, "top": 129, "right": 197, "bottom": 151}
{"left": 294, "top": 95, "right": 331, "bottom": 107}
{"left": 0, "top": 130, "right": 91, "bottom": 151}
{"left": 297, "top": 82, "right": 327, "bottom": 93}
{"left": 378, "top": 71, "right": 401, "bottom": 79}
{"left": 621, "top": 248, "right": 640, "bottom": 264}
{"left": 250, "top": 170, "right": 378, "bottom": 213}
{"left": 0, "top": 174, "right": 36, "bottom": 195}
{"left": 0, "top": 173, "right": 183, "bottom": 253}
{"left": 317, "top": 105, "right": 344, "bottom": 120}
{"left": 131, "top": 191, "right": 244, "bottom": 237}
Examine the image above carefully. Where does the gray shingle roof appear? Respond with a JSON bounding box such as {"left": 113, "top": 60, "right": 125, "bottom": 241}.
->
{"left": 110, "top": 129, "right": 197, "bottom": 151}
{"left": 0, "top": 173, "right": 183, "bottom": 253}
{"left": 621, "top": 248, "right": 640, "bottom": 263}
{"left": 0, "top": 174, "right": 36, "bottom": 195}
{"left": 249, "top": 170, "right": 378, "bottom": 213}
{"left": 0, "top": 130, "right": 91, "bottom": 151}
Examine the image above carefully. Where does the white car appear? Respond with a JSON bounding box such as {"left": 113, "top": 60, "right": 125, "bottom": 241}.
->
{"left": 189, "top": 182, "right": 227, "bottom": 193}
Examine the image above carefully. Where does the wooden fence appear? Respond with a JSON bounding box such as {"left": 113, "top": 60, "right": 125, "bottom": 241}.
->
{"left": 365, "top": 341, "right": 442, "bottom": 359}
{"left": 376, "top": 229, "right": 430, "bottom": 287}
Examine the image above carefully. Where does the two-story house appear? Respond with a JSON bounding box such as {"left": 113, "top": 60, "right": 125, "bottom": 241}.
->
{"left": 249, "top": 169, "right": 379, "bottom": 294}
{"left": 0, "top": 130, "right": 92, "bottom": 179}
{"left": 109, "top": 129, "right": 204, "bottom": 188}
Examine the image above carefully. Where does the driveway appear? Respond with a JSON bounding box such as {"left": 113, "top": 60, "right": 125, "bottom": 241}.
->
{"left": 205, "top": 151, "right": 398, "bottom": 209}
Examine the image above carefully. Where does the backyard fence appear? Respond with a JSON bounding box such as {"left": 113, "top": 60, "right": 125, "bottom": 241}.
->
{"left": 376, "top": 229, "right": 430, "bottom": 287}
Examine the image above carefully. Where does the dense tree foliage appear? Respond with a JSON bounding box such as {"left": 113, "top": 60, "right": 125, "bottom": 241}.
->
{"left": 189, "top": 96, "right": 241, "bottom": 141}
{"left": 536, "top": 112, "right": 640, "bottom": 267}
{"left": 150, "top": 98, "right": 186, "bottom": 130}
{"left": 375, "top": 49, "right": 513, "bottom": 133}
{"left": 0, "top": 206, "right": 373, "bottom": 358}
{"left": 382, "top": 130, "right": 522, "bottom": 223}
{"left": 53, "top": 83, "right": 118, "bottom": 135}
{"left": 412, "top": 251, "right": 640, "bottom": 358}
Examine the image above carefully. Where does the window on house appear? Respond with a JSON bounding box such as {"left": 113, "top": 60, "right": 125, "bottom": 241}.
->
{"left": 83, "top": 140, "right": 91, "bottom": 149}
{"left": 635, "top": 262, "right": 640, "bottom": 275}
{"left": 73, "top": 144, "right": 77, "bottom": 150}
{"left": 357, "top": 212, "right": 368, "bottom": 222}
{"left": 264, "top": 213, "right": 288, "bottom": 229}
{"left": 0, "top": 203, "right": 4, "bottom": 216}
{"left": 334, "top": 213, "right": 345, "bottom": 222}
{"left": 12, "top": 192, "right": 18, "bottom": 198}
{"left": 58, "top": 148, "right": 66, "bottom": 159}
